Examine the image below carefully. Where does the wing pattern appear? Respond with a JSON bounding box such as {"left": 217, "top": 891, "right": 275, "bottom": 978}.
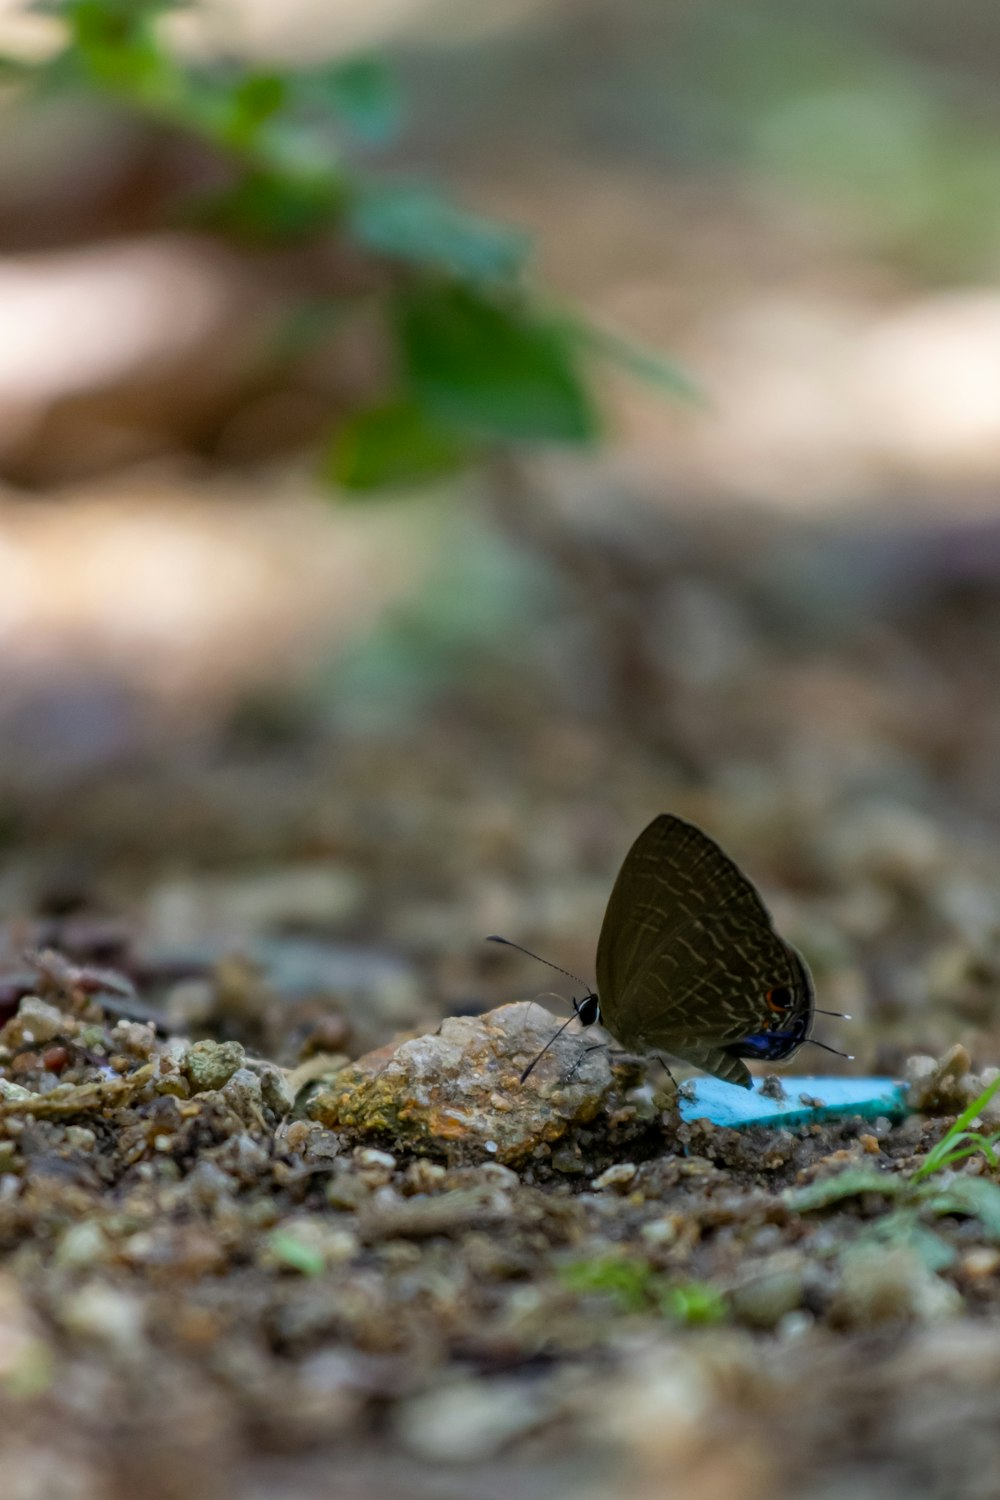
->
{"left": 595, "top": 815, "right": 813, "bottom": 1087}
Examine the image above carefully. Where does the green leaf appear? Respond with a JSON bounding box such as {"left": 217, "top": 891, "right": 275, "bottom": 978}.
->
{"left": 396, "top": 283, "right": 599, "bottom": 445}
{"left": 911, "top": 1074, "right": 1000, "bottom": 1182}
{"left": 325, "top": 398, "right": 470, "bottom": 492}
{"left": 350, "top": 185, "right": 531, "bottom": 283}
{"left": 0, "top": 54, "right": 37, "bottom": 83}
{"left": 301, "top": 55, "right": 400, "bottom": 145}
{"left": 193, "top": 169, "right": 343, "bottom": 240}
{"left": 222, "top": 71, "right": 288, "bottom": 149}
{"left": 919, "top": 1175, "right": 1000, "bottom": 1241}
{"left": 562, "top": 314, "right": 703, "bottom": 404}
{"left": 268, "top": 1230, "right": 325, "bottom": 1276}
{"left": 856, "top": 1209, "right": 958, "bottom": 1271}
{"left": 559, "top": 1255, "right": 653, "bottom": 1313}
{"left": 784, "top": 1167, "right": 902, "bottom": 1213}
{"left": 660, "top": 1281, "right": 726, "bottom": 1325}
{"left": 61, "top": 0, "right": 180, "bottom": 98}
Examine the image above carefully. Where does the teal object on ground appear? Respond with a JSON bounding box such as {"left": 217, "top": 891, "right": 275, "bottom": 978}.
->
{"left": 678, "top": 1075, "right": 908, "bottom": 1129}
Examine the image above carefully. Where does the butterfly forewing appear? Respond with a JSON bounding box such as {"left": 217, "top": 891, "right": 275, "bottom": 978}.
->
{"left": 595, "top": 814, "right": 813, "bottom": 1086}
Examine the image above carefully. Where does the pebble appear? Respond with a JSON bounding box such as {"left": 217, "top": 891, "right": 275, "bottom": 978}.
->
{"left": 394, "top": 1378, "right": 542, "bottom": 1461}
{"left": 906, "top": 1044, "right": 975, "bottom": 1114}
{"left": 640, "top": 1216, "right": 679, "bottom": 1248}
{"left": 959, "top": 1247, "right": 1000, "bottom": 1280}
{"left": 55, "top": 1222, "right": 110, "bottom": 1270}
{"left": 356, "top": 1148, "right": 396, "bottom": 1171}
{"left": 0, "top": 998, "right": 66, "bottom": 1050}
{"left": 61, "top": 1284, "right": 147, "bottom": 1353}
{"left": 182, "top": 1040, "right": 247, "bottom": 1094}
{"left": 829, "top": 1245, "right": 962, "bottom": 1327}
{"left": 592, "top": 1162, "right": 638, "bottom": 1192}
{"left": 0, "top": 1275, "right": 52, "bottom": 1397}
{"left": 727, "top": 1254, "right": 807, "bottom": 1329}
{"left": 0, "top": 1079, "right": 34, "bottom": 1102}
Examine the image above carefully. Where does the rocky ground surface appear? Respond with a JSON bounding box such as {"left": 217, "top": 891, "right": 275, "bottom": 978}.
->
{"left": 0, "top": 941, "right": 997, "bottom": 1500}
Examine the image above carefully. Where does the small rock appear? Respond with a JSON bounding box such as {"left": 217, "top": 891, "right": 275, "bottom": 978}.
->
{"left": 394, "top": 1378, "right": 542, "bottom": 1461}
{"left": 182, "top": 1039, "right": 247, "bottom": 1094}
{"left": 959, "top": 1247, "right": 1000, "bottom": 1280}
{"left": 592, "top": 1162, "right": 638, "bottom": 1192}
{"left": 109, "top": 1020, "right": 156, "bottom": 1059}
{"left": 728, "top": 1253, "right": 807, "bottom": 1329}
{"left": 356, "top": 1148, "right": 396, "bottom": 1171}
{"left": 325, "top": 1172, "right": 371, "bottom": 1212}
{"left": 61, "top": 1284, "right": 147, "bottom": 1353}
{"left": 221, "top": 1068, "right": 265, "bottom": 1122}
{"left": 245, "top": 1058, "right": 295, "bottom": 1116}
{"left": 829, "top": 1245, "right": 962, "bottom": 1328}
{"left": 0, "top": 1275, "right": 52, "bottom": 1397}
{"left": 54, "top": 1222, "right": 110, "bottom": 1270}
{"left": 640, "top": 1216, "right": 679, "bottom": 1248}
{"left": 307, "top": 1002, "right": 648, "bottom": 1167}
{"left": 0, "top": 1080, "right": 34, "bottom": 1103}
{"left": 0, "top": 997, "right": 66, "bottom": 1050}
{"left": 906, "top": 1043, "right": 972, "bottom": 1114}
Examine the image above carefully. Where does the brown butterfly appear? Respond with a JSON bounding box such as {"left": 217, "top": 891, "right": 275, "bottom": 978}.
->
{"left": 492, "top": 814, "right": 846, "bottom": 1088}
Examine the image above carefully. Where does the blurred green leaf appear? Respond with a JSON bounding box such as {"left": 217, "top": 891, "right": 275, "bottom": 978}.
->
{"left": 268, "top": 1230, "right": 325, "bottom": 1277}
{"left": 856, "top": 1209, "right": 957, "bottom": 1272}
{"left": 222, "top": 71, "right": 288, "bottom": 149}
{"left": 300, "top": 55, "right": 400, "bottom": 145}
{"left": 919, "top": 1176, "right": 1000, "bottom": 1241}
{"left": 784, "top": 1167, "right": 901, "bottom": 1213}
{"left": 58, "top": 0, "right": 181, "bottom": 98}
{"left": 564, "top": 315, "right": 702, "bottom": 404}
{"left": 560, "top": 1255, "right": 653, "bottom": 1313}
{"left": 0, "top": 54, "right": 37, "bottom": 82}
{"left": 192, "top": 168, "right": 343, "bottom": 240}
{"left": 661, "top": 1281, "right": 726, "bottom": 1325}
{"left": 325, "top": 398, "right": 470, "bottom": 492}
{"left": 396, "top": 283, "right": 598, "bottom": 444}
{"left": 351, "top": 184, "right": 530, "bottom": 283}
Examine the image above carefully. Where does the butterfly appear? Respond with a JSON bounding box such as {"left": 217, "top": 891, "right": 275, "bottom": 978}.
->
{"left": 492, "top": 814, "right": 842, "bottom": 1089}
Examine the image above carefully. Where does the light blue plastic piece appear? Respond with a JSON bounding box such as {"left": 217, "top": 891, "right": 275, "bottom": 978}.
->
{"left": 678, "top": 1075, "right": 908, "bottom": 1129}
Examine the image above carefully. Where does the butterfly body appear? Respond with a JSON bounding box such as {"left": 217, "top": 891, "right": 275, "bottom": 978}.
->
{"left": 592, "top": 814, "right": 814, "bottom": 1089}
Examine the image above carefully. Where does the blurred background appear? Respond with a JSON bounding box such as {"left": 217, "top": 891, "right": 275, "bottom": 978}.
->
{"left": 3, "top": 0, "right": 1000, "bottom": 1076}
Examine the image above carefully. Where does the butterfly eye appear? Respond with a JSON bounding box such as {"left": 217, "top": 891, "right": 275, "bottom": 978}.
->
{"left": 766, "top": 985, "right": 792, "bottom": 1013}
{"left": 575, "top": 993, "right": 600, "bottom": 1027}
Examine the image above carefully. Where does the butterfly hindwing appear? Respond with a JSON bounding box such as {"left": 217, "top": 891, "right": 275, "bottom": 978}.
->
{"left": 595, "top": 814, "right": 813, "bottom": 1085}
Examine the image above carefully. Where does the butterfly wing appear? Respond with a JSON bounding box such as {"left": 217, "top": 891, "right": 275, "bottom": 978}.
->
{"left": 595, "top": 815, "right": 813, "bottom": 1087}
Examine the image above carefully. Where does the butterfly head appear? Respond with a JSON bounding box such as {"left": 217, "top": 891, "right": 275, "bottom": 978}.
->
{"left": 574, "top": 991, "right": 600, "bottom": 1028}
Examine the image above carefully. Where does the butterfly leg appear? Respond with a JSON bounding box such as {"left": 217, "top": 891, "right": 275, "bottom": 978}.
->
{"left": 563, "top": 1043, "right": 651, "bottom": 1084}
{"left": 652, "top": 1055, "right": 678, "bottom": 1090}
{"left": 561, "top": 1043, "right": 605, "bottom": 1082}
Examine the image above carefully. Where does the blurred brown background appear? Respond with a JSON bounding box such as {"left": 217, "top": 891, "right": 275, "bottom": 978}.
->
{"left": 3, "top": 0, "right": 1000, "bottom": 1069}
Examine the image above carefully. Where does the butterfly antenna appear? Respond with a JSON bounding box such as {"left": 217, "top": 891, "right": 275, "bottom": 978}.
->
{"left": 486, "top": 936, "right": 589, "bottom": 990}
{"left": 519, "top": 1012, "right": 580, "bottom": 1084}
{"left": 814, "top": 1009, "right": 852, "bottom": 1020}
{"left": 805, "top": 1038, "right": 855, "bottom": 1060}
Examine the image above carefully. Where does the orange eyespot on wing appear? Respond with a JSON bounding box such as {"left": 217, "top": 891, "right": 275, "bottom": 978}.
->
{"left": 766, "top": 985, "right": 793, "bottom": 1013}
